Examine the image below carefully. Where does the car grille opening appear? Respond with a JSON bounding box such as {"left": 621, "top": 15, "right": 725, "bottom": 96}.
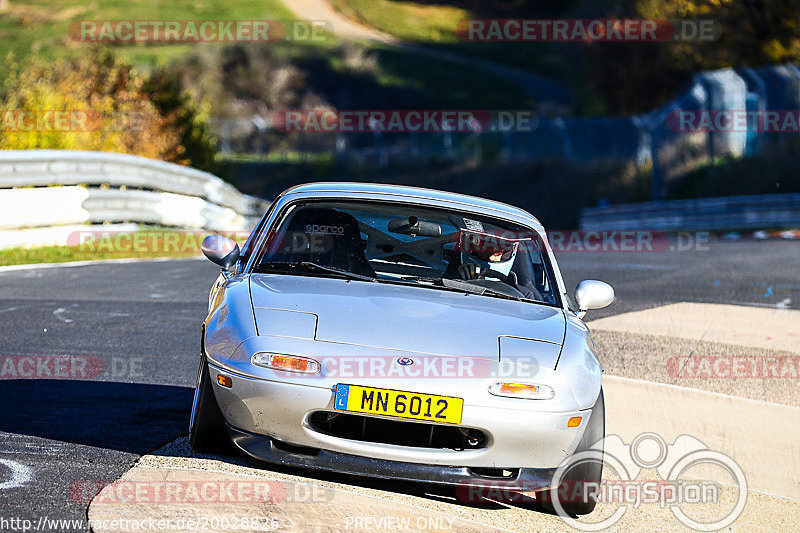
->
{"left": 468, "top": 467, "right": 518, "bottom": 479}
{"left": 271, "top": 439, "right": 320, "bottom": 457}
{"left": 308, "top": 411, "right": 488, "bottom": 450}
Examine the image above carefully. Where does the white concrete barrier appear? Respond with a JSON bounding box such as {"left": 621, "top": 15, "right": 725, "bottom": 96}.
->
{"left": 0, "top": 150, "right": 269, "bottom": 248}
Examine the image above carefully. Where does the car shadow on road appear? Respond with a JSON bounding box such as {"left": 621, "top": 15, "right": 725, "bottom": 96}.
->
{"left": 0, "top": 379, "right": 193, "bottom": 454}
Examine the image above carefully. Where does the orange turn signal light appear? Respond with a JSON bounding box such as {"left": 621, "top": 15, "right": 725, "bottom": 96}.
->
{"left": 217, "top": 374, "right": 233, "bottom": 388}
{"left": 252, "top": 353, "right": 321, "bottom": 374}
{"left": 487, "top": 382, "right": 555, "bottom": 400}
{"left": 567, "top": 416, "right": 582, "bottom": 428}
{"left": 500, "top": 383, "right": 536, "bottom": 394}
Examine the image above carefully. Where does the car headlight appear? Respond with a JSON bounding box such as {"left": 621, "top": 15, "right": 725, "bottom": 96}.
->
{"left": 488, "top": 382, "right": 555, "bottom": 400}
{"left": 252, "top": 353, "right": 321, "bottom": 374}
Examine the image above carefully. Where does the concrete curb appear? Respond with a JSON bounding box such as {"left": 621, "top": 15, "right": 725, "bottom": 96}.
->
{"left": 87, "top": 465, "right": 501, "bottom": 533}
{"left": 603, "top": 374, "right": 800, "bottom": 500}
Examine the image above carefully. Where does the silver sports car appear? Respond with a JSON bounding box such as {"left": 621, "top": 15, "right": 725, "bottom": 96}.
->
{"left": 190, "top": 183, "right": 614, "bottom": 514}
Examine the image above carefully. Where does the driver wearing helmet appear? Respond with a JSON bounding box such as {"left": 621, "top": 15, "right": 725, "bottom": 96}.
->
{"left": 452, "top": 230, "right": 540, "bottom": 300}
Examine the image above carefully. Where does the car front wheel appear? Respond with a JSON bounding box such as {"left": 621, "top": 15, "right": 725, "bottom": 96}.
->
{"left": 538, "top": 389, "right": 605, "bottom": 516}
{"left": 189, "top": 355, "right": 230, "bottom": 453}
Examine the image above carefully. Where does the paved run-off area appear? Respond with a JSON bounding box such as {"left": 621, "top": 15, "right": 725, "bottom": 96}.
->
{"left": 88, "top": 433, "right": 800, "bottom": 532}
{"left": 591, "top": 304, "right": 800, "bottom": 406}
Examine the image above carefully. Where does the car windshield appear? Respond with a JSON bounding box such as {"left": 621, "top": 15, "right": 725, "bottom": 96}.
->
{"left": 252, "top": 200, "right": 560, "bottom": 306}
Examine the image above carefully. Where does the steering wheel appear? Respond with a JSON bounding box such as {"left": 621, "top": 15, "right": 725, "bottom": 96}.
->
{"left": 458, "top": 263, "right": 512, "bottom": 283}
{"left": 458, "top": 264, "right": 544, "bottom": 301}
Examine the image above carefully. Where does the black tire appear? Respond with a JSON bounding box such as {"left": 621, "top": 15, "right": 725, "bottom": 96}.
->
{"left": 188, "top": 355, "right": 230, "bottom": 453}
{"left": 538, "top": 389, "right": 605, "bottom": 516}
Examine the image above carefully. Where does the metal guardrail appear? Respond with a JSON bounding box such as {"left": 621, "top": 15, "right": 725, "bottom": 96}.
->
{"left": 580, "top": 193, "right": 800, "bottom": 232}
{"left": 0, "top": 150, "right": 269, "bottom": 234}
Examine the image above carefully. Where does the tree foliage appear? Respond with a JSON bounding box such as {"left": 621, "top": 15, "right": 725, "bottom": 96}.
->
{"left": 141, "top": 69, "right": 219, "bottom": 172}
{"left": 0, "top": 49, "right": 218, "bottom": 171}
{"left": 576, "top": 0, "right": 800, "bottom": 113}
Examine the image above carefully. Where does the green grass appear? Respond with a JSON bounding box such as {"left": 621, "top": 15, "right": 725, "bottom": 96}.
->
{"left": 0, "top": 243, "right": 198, "bottom": 267}
{"left": 329, "top": 0, "right": 467, "bottom": 43}
{"left": 0, "top": 0, "right": 532, "bottom": 109}
{"left": 0, "top": 0, "right": 298, "bottom": 64}
{"left": 327, "top": 0, "right": 567, "bottom": 80}
{"left": 0, "top": 227, "right": 252, "bottom": 266}
{"left": 367, "top": 42, "right": 531, "bottom": 108}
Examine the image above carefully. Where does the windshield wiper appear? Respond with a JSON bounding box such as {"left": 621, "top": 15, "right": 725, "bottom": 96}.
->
{"left": 395, "top": 275, "right": 522, "bottom": 301}
{"left": 441, "top": 278, "right": 522, "bottom": 301}
{"left": 298, "top": 262, "right": 376, "bottom": 281}
{"left": 397, "top": 275, "right": 445, "bottom": 285}
{"left": 256, "top": 261, "right": 376, "bottom": 282}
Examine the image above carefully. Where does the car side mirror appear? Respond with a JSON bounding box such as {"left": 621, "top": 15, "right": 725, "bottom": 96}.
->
{"left": 201, "top": 234, "right": 240, "bottom": 270}
{"left": 574, "top": 280, "right": 614, "bottom": 319}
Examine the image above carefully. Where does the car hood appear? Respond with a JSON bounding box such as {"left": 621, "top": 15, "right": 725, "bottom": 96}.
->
{"left": 250, "top": 274, "right": 565, "bottom": 362}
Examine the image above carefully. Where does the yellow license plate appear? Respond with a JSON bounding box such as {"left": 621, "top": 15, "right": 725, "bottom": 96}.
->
{"left": 334, "top": 384, "right": 463, "bottom": 424}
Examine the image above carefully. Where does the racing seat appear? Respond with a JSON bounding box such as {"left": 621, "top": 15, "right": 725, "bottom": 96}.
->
{"left": 509, "top": 247, "right": 545, "bottom": 302}
{"left": 281, "top": 207, "right": 376, "bottom": 278}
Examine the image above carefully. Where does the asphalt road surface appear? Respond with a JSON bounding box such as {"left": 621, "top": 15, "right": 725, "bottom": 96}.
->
{"left": 0, "top": 259, "right": 217, "bottom": 530}
{"left": 0, "top": 239, "right": 796, "bottom": 530}
{"left": 558, "top": 238, "right": 799, "bottom": 317}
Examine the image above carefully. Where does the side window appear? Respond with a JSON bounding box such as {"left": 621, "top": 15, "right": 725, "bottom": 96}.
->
{"left": 238, "top": 209, "right": 272, "bottom": 269}
{"left": 564, "top": 292, "right": 577, "bottom": 314}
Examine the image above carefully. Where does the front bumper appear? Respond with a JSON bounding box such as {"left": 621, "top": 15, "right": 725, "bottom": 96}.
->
{"left": 210, "top": 362, "right": 591, "bottom": 470}
{"left": 228, "top": 424, "right": 557, "bottom": 490}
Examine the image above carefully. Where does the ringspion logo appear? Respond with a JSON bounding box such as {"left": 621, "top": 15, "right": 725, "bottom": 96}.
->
{"left": 458, "top": 433, "right": 747, "bottom": 531}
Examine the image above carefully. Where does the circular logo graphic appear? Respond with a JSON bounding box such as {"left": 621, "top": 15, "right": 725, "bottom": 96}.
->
{"left": 548, "top": 434, "right": 748, "bottom": 531}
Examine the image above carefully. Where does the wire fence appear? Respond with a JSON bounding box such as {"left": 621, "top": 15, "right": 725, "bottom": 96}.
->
{"left": 216, "top": 63, "right": 800, "bottom": 200}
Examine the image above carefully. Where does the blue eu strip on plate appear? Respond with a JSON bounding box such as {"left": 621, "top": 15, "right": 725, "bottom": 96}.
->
{"left": 335, "top": 384, "right": 350, "bottom": 410}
